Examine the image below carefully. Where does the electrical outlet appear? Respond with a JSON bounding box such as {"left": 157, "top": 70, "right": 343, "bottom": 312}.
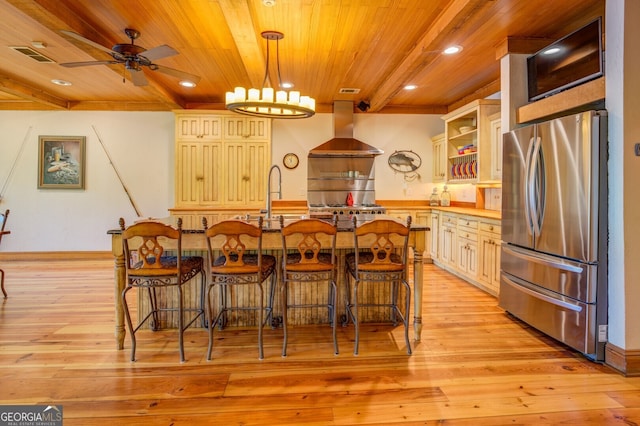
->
{"left": 598, "top": 324, "right": 608, "bottom": 342}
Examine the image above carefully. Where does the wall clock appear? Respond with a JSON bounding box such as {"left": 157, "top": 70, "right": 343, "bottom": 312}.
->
{"left": 283, "top": 152, "right": 299, "bottom": 169}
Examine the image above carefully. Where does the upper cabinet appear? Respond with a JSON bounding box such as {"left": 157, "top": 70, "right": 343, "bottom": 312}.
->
{"left": 223, "top": 117, "right": 270, "bottom": 140}
{"left": 441, "top": 99, "right": 500, "bottom": 184}
{"left": 431, "top": 133, "right": 446, "bottom": 183}
{"left": 176, "top": 115, "right": 223, "bottom": 140}
{"left": 488, "top": 112, "right": 502, "bottom": 182}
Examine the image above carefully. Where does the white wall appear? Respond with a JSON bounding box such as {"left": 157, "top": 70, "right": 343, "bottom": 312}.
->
{"left": 0, "top": 110, "right": 175, "bottom": 252}
{"left": 272, "top": 112, "right": 450, "bottom": 201}
{"left": 1, "top": 110, "right": 450, "bottom": 252}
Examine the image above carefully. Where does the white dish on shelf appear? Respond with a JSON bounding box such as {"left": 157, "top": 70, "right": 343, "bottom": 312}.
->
{"left": 459, "top": 126, "right": 475, "bottom": 133}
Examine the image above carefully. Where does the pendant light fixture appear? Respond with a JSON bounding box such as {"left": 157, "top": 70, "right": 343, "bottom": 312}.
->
{"left": 225, "top": 31, "right": 315, "bottom": 119}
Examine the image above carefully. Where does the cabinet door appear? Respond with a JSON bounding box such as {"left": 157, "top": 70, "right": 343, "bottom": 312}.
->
{"left": 478, "top": 232, "right": 501, "bottom": 295}
{"left": 429, "top": 212, "right": 439, "bottom": 259}
{"left": 176, "top": 141, "right": 223, "bottom": 206}
{"left": 431, "top": 134, "right": 446, "bottom": 182}
{"left": 224, "top": 141, "right": 269, "bottom": 205}
{"left": 456, "top": 237, "right": 478, "bottom": 277}
{"left": 490, "top": 117, "right": 502, "bottom": 181}
{"left": 440, "top": 225, "right": 456, "bottom": 267}
{"left": 176, "top": 115, "right": 222, "bottom": 140}
{"left": 224, "top": 117, "right": 270, "bottom": 140}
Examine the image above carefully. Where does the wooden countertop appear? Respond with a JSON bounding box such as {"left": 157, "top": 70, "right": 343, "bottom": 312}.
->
{"left": 169, "top": 200, "right": 502, "bottom": 220}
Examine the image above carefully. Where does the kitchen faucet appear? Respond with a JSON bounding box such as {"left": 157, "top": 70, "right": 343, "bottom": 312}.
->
{"left": 265, "top": 164, "right": 282, "bottom": 219}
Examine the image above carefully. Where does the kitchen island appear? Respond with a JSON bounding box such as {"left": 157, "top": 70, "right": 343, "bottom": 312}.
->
{"left": 108, "top": 215, "right": 428, "bottom": 350}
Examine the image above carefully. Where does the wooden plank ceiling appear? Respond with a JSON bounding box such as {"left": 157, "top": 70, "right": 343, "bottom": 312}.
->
{"left": 0, "top": 0, "right": 604, "bottom": 113}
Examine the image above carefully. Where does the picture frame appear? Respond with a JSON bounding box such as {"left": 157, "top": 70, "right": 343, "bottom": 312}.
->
{"left": 38, "top": 136, "right": 86, "bottom": 189}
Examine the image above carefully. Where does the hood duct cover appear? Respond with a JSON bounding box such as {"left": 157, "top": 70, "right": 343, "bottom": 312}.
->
{"left": 308, "top": 101, "right": 383, "bottom": 157}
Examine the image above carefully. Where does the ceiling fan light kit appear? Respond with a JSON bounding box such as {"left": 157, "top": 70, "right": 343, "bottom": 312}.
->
{"left": 225, "top": 31, "right": 315, "bottom": 119}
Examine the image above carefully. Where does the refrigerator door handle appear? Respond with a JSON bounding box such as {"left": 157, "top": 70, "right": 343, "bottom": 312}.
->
{"left": 503, "top": 245, "right": 584, "bottom": 273}
{"left": 529, "top": 136, "right": 544, "bottom": 237}
{"left": 524, "top": 136, "right": 537, "bottom": 234}
{"left": 503, "top": 275, "right": 583, "bottom": 312}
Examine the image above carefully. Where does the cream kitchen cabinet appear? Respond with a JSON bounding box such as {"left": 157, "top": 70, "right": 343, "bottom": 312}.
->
{"left": 174, "top": 112, "right": 272, "bottom": 210}
{"left": 223, "top": 117, "right": 270, "bottom": 140}
{"left": 478, "top": 219, "right": 501, "bottom": 296}
{"left": 488, "top": 112, "right": 502, "bottom": 182}
{"left": 176, "top": 114, "right": 223, "bottom": 140}
{"left": 456, "top": 217, "right": 478, "bottom": 279}
{"left": 439, "top": 212, "right": 457, "bottom": 269}
{"left": 431, "top": 133, "right": 446, "bottom": 183}
{"left": 175, "top": 141, "right": 223, "bottom": 206}
{"left": 442, "top": 99, "right": 500, "bottom": 184}
{"left": 431, "top": 209, "right": 502, "bottom": 297}
{"left": 223, "top": 141, "right": 269, "bottom": 205}
{"left": 429, "top": 211, "right": 440, "bottom": 260}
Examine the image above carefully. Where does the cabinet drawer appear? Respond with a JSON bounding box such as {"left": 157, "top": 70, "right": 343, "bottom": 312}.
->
{"left": 480, "top": 221, "right": 501, "bottom": 235}
{"left": 457, "top": 230, "right": 478, "bottom": 242}
{"left": 442, "top": 213, "right": 457, "bottom": 225}
{"left": 457, "top": 217, "right": 478, "bottom": 229}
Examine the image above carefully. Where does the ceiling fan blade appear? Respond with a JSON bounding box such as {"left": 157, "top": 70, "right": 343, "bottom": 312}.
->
{"left": 140, "top": 45, "right": 178, "bottom": 61}
{"left": 60, "top": 60, "right": 119, "bottom": 68}
{"left": 153, "top": 65, "right": 201, "bottom": 83}
{"left": 60, "top": 30, "right": 115, "bottom": 55}
{"left": 129, "top": 69, "right": 148, "bottom": 86}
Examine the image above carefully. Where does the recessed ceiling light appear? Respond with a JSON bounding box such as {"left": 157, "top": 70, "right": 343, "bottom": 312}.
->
{"left": 443, "top": 45, "right": 463, "bottom": 55}
{"left": 51, "top": 79, "right": 72, "bottom": 86}
{"left": 179, "top": 80, "right": 196, "bottom": 88}
{"left": 543, "top": 47, "right": 561, "bottom": 55}
{"left": 404, "top": 84, "right": 418, "bottom": 90}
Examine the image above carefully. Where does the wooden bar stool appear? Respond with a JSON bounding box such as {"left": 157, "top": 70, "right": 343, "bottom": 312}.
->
{"left": 279, "top": 216, "right": 339, "bottom": 357}
{"left": 345, "top": 216, "right": 412, "bottom": 355}
{"left": 202, "top": 217, "right": 277, "bottom": 360}
{"left": 0, "top": 209, "right": 9, "bottom": 298}
{"left": 120, "top": 218, "right": 205, "bottom": 362}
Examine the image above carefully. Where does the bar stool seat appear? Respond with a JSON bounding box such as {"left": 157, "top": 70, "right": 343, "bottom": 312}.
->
{"left": 203, "top": 217, "right": 276, "bottom": 360}
{"left": 120, "top": 217, "right": 205, "bottom": 363}
{"left": 345, "top": 216, "right": 412, "bottom": 355}
{"left": 279, "top": 216, "right": 339, "bottom": 357}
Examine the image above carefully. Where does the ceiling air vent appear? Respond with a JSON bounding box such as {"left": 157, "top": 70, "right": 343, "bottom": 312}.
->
{"left": 9, "top": 46, "right": 55, "bottom": 63}
{"left": 339, "top": 88, "right": 360, "bottom": 94}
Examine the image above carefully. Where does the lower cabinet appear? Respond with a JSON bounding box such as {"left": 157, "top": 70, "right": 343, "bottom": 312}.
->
{"left": 478, "top": 220, "right": 501, "bottom": 295}
{"left": 439, "top": 213, "right": 457, "bottom": 269}
{"left": 456, "top": 217, "right": 478, "bottom": 279}
{"left": 433, "top": 210, "right": 501, "bottom": 297}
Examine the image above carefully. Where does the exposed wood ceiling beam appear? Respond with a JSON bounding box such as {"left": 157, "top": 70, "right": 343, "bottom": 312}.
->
{"left": 6, "top": 0, "right": 186, "bottom": 109}
{"left": 218, "top": 0, "right": 265, "bottom": 89}
{"left": 0, "top": 75, "right": 68, "bottom": 109}
{"left": 368, "top": 0, "right": 490, "bottom": 113}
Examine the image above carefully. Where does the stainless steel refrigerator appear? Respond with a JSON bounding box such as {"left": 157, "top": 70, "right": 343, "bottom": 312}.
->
{"left": 499, "top": 109, "right": 608, "bottom": 361}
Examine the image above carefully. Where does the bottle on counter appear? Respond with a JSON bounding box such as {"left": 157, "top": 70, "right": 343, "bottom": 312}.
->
{"left": 440, "top": 185, "right": 451, "bottom": 207}
{"left": 429, "top": 188, "right": 440, "bottom": 206}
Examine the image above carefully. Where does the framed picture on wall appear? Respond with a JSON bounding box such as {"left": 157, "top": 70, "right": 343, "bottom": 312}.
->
{"left": 38, "top": 135, "right": 86, "bottom": 189}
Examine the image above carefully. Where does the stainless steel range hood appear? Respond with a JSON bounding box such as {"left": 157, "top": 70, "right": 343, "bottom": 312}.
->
{"left": 308, "top": 101, "right": 383, "bottom": 157}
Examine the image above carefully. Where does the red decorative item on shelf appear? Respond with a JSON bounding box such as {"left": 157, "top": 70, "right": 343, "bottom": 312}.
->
{"left": 346, "top": 192, "right": 354, "bottom": 206}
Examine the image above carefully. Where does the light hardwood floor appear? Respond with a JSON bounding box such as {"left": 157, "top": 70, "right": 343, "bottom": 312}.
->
{"left": 0, "top": 258, "right": 639, "bottom": 425}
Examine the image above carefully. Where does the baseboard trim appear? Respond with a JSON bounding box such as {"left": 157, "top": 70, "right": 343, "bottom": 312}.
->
{"left": 0, "top": 251, "right": 112, "bottom": 261}
{"left": 605, "top": 343, "right": 640, "bottom": 376}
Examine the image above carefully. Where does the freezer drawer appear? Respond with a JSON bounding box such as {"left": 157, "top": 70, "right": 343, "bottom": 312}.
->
{"left": 501, "top": 244, "right": 597, "bottom": 303}
{"left": 500, "top": 272, "right": 596, "bottom": 356}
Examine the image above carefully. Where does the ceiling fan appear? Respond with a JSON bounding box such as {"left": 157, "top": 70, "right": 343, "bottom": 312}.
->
{"left": 59, "top": 28, "right": 201, "bottom": 87}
